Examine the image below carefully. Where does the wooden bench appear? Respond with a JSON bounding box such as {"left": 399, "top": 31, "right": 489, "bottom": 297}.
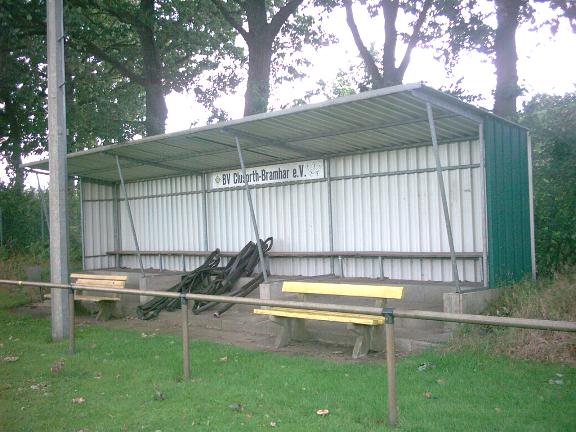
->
{"left": 45, "top": 273, "right": 127, "bottom": 320}
{"left": 254, "top": 281, "right": 404, "bottom": 358}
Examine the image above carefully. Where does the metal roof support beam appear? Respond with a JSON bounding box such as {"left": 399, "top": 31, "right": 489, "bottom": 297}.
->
{"left": 426, "top": 103, "right": 461, "bottom": 292}
{"left": 115, "top": 156, "right": 145, "bottom": 277}
{"left": 106, "top": 151, "right": 196, "bottom": 178}
{"left": 234, "top": 136, "right": 269, "bottom": 282}
{"left": 411, "top": 90, "right": 483, "bottom": 124}
{"left": 226, "top": 128, "right": 322, "bottom": 159}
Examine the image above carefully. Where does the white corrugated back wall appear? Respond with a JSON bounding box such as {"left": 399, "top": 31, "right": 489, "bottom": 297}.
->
{"left": 82, "top": 140, "right": 483, "bottom": 283}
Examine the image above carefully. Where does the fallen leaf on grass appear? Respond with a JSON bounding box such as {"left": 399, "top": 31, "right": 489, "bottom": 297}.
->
{"left": 72, "top": 397, "right": 86, "bottom": 404}
{"left": 316, "top": 409, "right": 330, "bottom": 416}
{"left": 153, "top": 386, "right": 165, "bottom": 401}
{"left": 228, "top": 403, "right": 244, "bottom": 412}
{"left": 423, "top": 391, "right": 433, "bottom": 399}
{"left": 270, "top": 421, "right": 277, "bottom": 427}
{"left": 417, "top": 363, "right": 434, "bottom": 372}
{"left": 2, "top": 356, "right": 19, "bottom": 362}
{"left": 219, "top": 356, "right": 228, "bottom": 362}
{"left": 436, "top": 379, "right": 446, "bottom": 385}
{"left": 50, "top": 359, "right": 64, "bottom": 374}
{"left": 30, "top": 383, "right": 48, "bottom": 391}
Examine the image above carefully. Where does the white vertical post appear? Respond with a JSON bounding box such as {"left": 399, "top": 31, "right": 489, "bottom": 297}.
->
{"left": 47, "top": 0, "right": 71, "bottom": 341}
{"left": 79, "top": 179, "right": 86, "bottom": 270}
{"left": 326, "top": 160, "right": 335, "bottom": 275}
{"left": 527, "top": 133, "right": 536, "bottom": 279}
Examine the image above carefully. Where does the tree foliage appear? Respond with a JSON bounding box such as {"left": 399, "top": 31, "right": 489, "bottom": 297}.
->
{"left": 521, "top": 93, "right": 576, "bottom": 273}
{"left": 0, "top": 0, "right": 47, "bottom": 189}
{"left": 66, "top": 0, "right": 243, "bottom": 135}
{"left": 341, "top": 0, "right": 488, "bottom": 90}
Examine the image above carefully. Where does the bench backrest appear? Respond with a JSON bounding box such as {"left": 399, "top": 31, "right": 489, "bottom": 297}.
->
{"left": 282, "top": 281, "right": 403, "bottom": 299}
{"left": 70, "top": 273, "right": 128, "bottom": 289}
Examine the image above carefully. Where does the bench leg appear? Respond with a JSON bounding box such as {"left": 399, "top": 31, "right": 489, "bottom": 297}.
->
{"left": 272, "top": 317, "right": 292, "bottom": 348}
{"left": 348, "top": 324, "right": 373, "bottom": 359}
{"left": 96, "top": 301, "right": 115, "bottom": 321}
{"left": 291, "top": 318, "right": 310, "bottom": 342}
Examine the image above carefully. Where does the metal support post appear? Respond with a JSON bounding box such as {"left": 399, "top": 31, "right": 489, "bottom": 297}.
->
{"left": 338, "top": 255, "right": 344, "bottom": 278}
{"left": 426, "top": 103, "right": 460, "bottom": 292}
{"left": 47, "top": 0, "right": 70, "bottom": 341}
{"left": 112, "top": 184, "right": 121, "bottom": 268}
{"left": 79, "top": 179, "right": 86, "bottom": 270}
{"left": 36, "top": 173, "right": 49, "bottom": 243}
{"left": 181, "top": 296, "right": 190, "bottom": 381}
{"left": 68, "top": 288, "right": 75, "bottom": 353}
{"left": 479, "top": 123, "right": 489, "bottom": 288}
{"left": 202, "top": 173, "right": 209, "bottom": 251}
{"left": 326, "top": 161, "right": 335, "bottom": 275}
{"left": 234, "top": 136, "right": 269, "bottom": 282}
{"left": 115, "top": 156, "right": 145, "bottom": 277}
{"left": 527, "top": 133, "right": 536, "bottom": 280}
{"left": 384, "top": 308, "right": 397, "bottom": 427}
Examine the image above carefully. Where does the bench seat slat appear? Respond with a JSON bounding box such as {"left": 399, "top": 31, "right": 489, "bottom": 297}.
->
{"left": 44, "top": 294, "right": 119, "bottom": 302}
{"left": 283, "top": 281, "right": 403, "bottom": 299}
{"left": 70, "top": 273, "right": 128, "bottom": 281}
{"left": 71, "top": 279, "right": 126, "bottom": 288}
{"left": 254, "top": 307, "right": 385, "bottom": 325}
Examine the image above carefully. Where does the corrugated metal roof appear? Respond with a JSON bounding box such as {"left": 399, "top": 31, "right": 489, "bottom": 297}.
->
{"left": 26, "top": 83, "right": 510, "bottom": 182}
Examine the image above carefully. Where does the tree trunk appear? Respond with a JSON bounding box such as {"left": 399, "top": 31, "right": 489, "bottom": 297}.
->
{"left": 244, "top": 38, "right": 273, "bottom": 116}
{"left": 138, "top": 0, "right": 167, "bottom": 136}
{"left": 493, "top": 0, "right": 524, "bottom": 119}
{"left": 381, "top": 0, "right": 401, "bottom": 87}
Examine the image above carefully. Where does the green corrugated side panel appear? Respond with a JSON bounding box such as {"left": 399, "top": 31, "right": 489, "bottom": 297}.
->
{"left": 484, "top": 118, "right": 532, "bottom": 287}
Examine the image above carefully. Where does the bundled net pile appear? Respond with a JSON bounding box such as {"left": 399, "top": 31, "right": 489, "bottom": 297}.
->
{"left": 136, "top": 238, "right": 273, "bottom": 320}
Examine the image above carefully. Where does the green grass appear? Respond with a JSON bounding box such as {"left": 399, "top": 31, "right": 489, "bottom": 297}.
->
{"left": 1, "top": 310, "right": 575, "bottom": 432}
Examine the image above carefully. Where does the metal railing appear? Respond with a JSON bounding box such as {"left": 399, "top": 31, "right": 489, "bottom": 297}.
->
{"left": 2, "top": 278, "right": 575, "bottom": 427}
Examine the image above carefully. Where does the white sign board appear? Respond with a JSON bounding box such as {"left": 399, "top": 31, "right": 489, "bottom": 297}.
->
{"left": 210, "top": 160, "right": 324, "bottom": 189}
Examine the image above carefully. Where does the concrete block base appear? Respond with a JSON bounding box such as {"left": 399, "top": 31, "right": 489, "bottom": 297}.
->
{"left": 443, "top": 288, "right": 501, "bottom": 331}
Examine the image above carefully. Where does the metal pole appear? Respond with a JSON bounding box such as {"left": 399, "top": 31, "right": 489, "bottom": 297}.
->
{"left": 115, "top": 156, "right": 145, "bottom": 276}
{"left": 202, "top": 173, "right": 209, "bottom": 251}
{"left": 36, "top": 174, "right": 45, "bottom": 243}
{"left": 479, "top": 123, "right": 489, "bottom": 288}
{"left": 234, "top": 136, "right": 269, "bottom": 282}
{"left": 426, "top": 103, "right": 460, "bottom": 292}
{"left": 68, "top": 288, "right": 75, "bottom": 353}
{"left": 326, "top": 160, "right": 335, "bottom": 275}
{"left": 384, "top": 310, "right": 397, "bottom": 427}
{"left": 527, "top": 133, "right": 536, "bottom": 280}
{"left": 181, "top": 297, "right": 190, "bottom": 381}
{"left": 4, "top": 279, "right": 576, "bottom": 333}
{"left": 79, "top": 179, "right": 86, "bottom": 271}
{"left": 112, "top": 184, "right": 121, "bottom": 268}
{"left": 47, "top": 0, "right": 70, "bottom": 341}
